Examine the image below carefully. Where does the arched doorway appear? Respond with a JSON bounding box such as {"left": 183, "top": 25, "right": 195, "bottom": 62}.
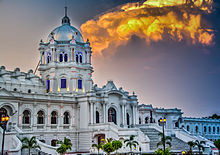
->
{"left": 96, "top": 111, "right": 100, "bottom": 123}
{"left": 108, "top": 107, "right": 117, "bottom": 124}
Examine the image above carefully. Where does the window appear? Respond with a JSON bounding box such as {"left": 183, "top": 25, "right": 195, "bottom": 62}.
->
{"left": 217, "top": 127, "right": 219, "bottom": 133}
{"left": 139, "top": 118, "right": 141, "bottom": 124}
{"left": 47, "top": 52, "right": 51, "bottom": 64}
{"left": 209, "top": 126, "right": 211, "bottom": 133}
{"left": 28, "top": 89, "right": 31, "bottom": 93}
{"left": 76, "top": 54, "right": 79, "bottom": 63}
{"left": 204, "top": 126, "right": 207, "bottom": 133}
{"left": 40, "top": 140, "right": 45, "bottom": 143}
{"left": 59, "top": 53, "right": 63, "bottom": 62}
{"left": 64, "top": 53, "right": 68, "bottom": 62}
{"left": 78, "top": 79, "right": 82, "bottom": 89}
{"left": 63, "top": 111, "right": 70, "bottom": 124}
{"left": 51, "top": 140, "right": 58, "bottom": 146}
{"left": 187, "top": 125, "right": 190, "bottom": 131}
{"left": 80, "top": 54, "right": 83, "bottom": 63}
{"left": 51, "top": 111, "right": 57, "bottom": 124}
{"left": 96, "top": 111, "right": 100, "bottom": 123}
{"left": 23, "top": 110, "right": 31, "bottom": 124}
{"left": 127, "top": 113, "right": 130, "bottom": 127}
{"left": 195, "top": 126, "right": 198, "bottom": 133}
{"left": 145, "top": 117, "right": 148, "bottom": 124}
{"left": 213, "top": 127, "right": 215, "bottom": 133}
{"left": 37, "top": 110, "right": 44, "bottom": 124}
{"left": 108, "top": 107, "right": 117, "bottom": 124}
{"left": 46, "top": 79, "right": 50, "bottom": 93}
{"left": 61, "top": 78, "right": 67, "bottom": 88}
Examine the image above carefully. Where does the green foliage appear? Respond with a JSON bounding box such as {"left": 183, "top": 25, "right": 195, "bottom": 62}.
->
{"left": 112, "top": 140, "right": 122, "bottom": 154}
{"left": 124, "top": 135, "right": 139, "bottom": 152}
{"left": 214, "top": 139, "right": 220, "bottom": 149}
{"left": 56, "top": 137, "right": 72, "bottom": 154}
{"left": 92, "top": 143, "right": 103, "bottom": 154}
{"left": 208, "top": 114, "right": 220, "bottom": 119}
{"left": 157, "top": 133, "right": 172, "bottom": 149}
{"left": 103, "top": 142, "right": 115, "bottom": 155}
{"left": 21, "top": 136, "right": 41, "bottom": 155}
{"left": 194, "top": 140, "right": 205, "bottom": 154}
{"left": 187, "top": 141, "right": 196, "bottom": 153}
{"left": 155, "top": 148, "right": 171, "bottom": 155}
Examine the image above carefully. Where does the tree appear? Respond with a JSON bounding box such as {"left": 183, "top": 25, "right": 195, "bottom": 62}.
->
{"left": 124, "top": 135, "right": 139, "bottom": 152}
{"left": 214, "top": 139, "right": 220, "bottom": 150}
{"left": 157, "top": 133, "right": 172, "bottom": 150}
{"left": 56, "top": 137, "right": 72, "bottom": 155}
{"left": 92, "top": 143, "right": 103, "bottom": 154}
{"left": 103, "top": 142, "right": 115, "bottom": 155}
{"left": 194, "top": 140, "right": 205, "bottom": 155}
{"left": 155, "top": 148, "right": 171, "bottom": 155}
{"left": 208, "top": 114, "right": 220, "bottom": 119}
{"left": 112, "top": 140, "right": 122, "bottom": 155}
{"left": 21, "top": 136, "right": 41, "bottom": 155}
{"left": 187, "top": 141, "right": 195, "bottom": 154}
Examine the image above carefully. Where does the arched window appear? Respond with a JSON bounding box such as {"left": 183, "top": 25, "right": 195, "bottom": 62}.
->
{"left": 79, "top": 54, "right": 83, "bottom": 63}
{"left": 127, "top": 113, "right": 130, "bottom": 127}
{"left": 204, "top": 126, "right": 207, "bottom": 133}
{"left": 61, "top": 78, "right": 67, "bottom": 88}
{"left": 217, "top": 127, "right": 219, "bottom": 133}
{"left": 213, "top": 127, "right": 215, "bottom": 133}
{"left": 37, "top": 110, "right": 44, "bottom": 124}
{"left": 59, "top": 53, "right": 63, "bottom": 62}
{"left": 64, "top": 53, "right": 68, "bottom": 62}
{"left": 145, "top": 117, "right": 148, "bottom": 124}
{"left": 23, "top": 110, "right": 31, "bottom": 124}
{"left": 187, "top": 125, "right": 190, "bottom": 131}
{"left": 76, "top": 54, "right": 79, "bottom": 63}
{"left": 47, "top": 52, "right": 51, "bottom": 64}
{"left": 85, "top": 51, "right": 87, "bottom": 63}
{"left": 51, "top": 140, "right": 57, "bottom": 146}
{"left": 96, "top": 111, "right": 100, "bottom": 123}
{"left": 195, "top": 126, "right": 198, "bottom": 133}
{"left": 63, "top": 111, "right": 70, "bottom": 124}
{"left": 139, "top": 118, "right": 141, "bottom": 124}
{"left": 78, "top": 79, "right": 82, "bottom": 89}
{"left": 209, "top": 126, "right": 211, "bottom": 133}
{"left": 51, "top": 111, "right": 57, "bottom": 124}
{"left": 46, "top": 79, "right": 50, "bottom": 93}
{"left": 108, "top": 107, "right": 117, "bottom": 124}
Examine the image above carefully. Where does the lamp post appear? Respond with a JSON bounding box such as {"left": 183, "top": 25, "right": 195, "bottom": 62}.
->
{"left": 0, "top": 114, "right": 10, "bottom": 155}
{"left": 159, "top": 117, "right": 166, "bottom": 152}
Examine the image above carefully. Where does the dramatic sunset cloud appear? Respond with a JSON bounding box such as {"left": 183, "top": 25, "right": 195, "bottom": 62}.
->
{"left": 81, "top": 0, "right": 214, "bottom": 55}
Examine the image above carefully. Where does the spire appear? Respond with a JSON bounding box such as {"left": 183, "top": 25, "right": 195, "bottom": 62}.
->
{"left": 62, "top": 6, "right": 70, "bottom": 25}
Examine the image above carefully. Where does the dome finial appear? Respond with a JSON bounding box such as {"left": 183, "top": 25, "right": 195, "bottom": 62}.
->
{"left": 62, "top": 5, "right": 70, "bottom": 25}
{"left": 65, "top": 6, "right": 67, "bottom": 17}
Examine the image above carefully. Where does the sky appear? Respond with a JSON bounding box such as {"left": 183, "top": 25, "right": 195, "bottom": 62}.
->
{"left": 0, "top": 0, "right": 219, "bottom": 117}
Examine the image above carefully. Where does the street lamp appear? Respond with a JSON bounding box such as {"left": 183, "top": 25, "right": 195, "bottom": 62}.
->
{"left": 0, "top": 114, "right": 10, "bottom": 155}
{"left": 159, "top": 117, "right": 166, "bottom": 152}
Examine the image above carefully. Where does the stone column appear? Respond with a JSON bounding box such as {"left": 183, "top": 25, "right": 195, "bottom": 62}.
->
{"left": 60, "top": 105, "right": 63, "bottom": 129}
{"left": 90, "top": 102, "right": 94, "bottom": 124}
{"left": 122, "top": 104, "right": 125, "bottom": 126}
{"left": 47, "top": 104, "right": 51, "bottom": 129}
{"left": 103, "top": 103, "right": 106, "bottom": 123}
{"left": 93, "top": 103, "right": 96, "bottom": 124}
{"left": 70, "top": 48, "right": 73, "bottom": 61}
{"left": 79, "top": 99, "right": 89, "bottom": 129}
{"left": 132, "top": 106, "right": 135, "bottom": 125}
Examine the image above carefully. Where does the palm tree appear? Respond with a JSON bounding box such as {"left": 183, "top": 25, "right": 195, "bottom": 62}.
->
{"left": 157, "top": 133, "right": 172, "bottom": 150}
{"left": 187, "top": 141, "right": 195, "bottom": 154}
{"left": 92, "top": 143, "right": 103, "bottom": 154}
{"left": 56, "top": 137, "right": 72, "bottom": 155}
{"left": 124, "top": 135, "right": 139, "bottom": 153}
{"left": 21, "top": 136, "right": 41, "bottom": 155}
{"left": 194, "top": 140, "right": 205, "bottom": 154}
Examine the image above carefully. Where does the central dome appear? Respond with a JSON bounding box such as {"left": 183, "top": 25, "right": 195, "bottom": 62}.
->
{"left": 48, "top": 24, "right": 84, "bottom": 43}
{"left": 47, "top": 7, "right": 84, "bottom": 43}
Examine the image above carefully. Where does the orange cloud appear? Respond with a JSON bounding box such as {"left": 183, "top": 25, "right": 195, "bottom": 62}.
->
{"left": 80, "top": 0, "right": 214, "bottom": 55}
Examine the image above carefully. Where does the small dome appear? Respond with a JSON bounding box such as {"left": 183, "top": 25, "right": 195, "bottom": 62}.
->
{"left": 47, "top": 7, "right": 84, "bottom": 43}
{"left": 48, "top": 24, "right": 84, "bottom": 42}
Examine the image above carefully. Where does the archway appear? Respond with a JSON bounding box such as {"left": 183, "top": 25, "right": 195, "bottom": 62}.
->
{"left": 108, "top": 107, "right": 117, "bottom": 124}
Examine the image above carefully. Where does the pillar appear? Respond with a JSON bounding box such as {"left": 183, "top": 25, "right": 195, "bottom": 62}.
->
{"left": 132, "top": 106, "right": 135, "bottom": 125}
{"left": 90, "top": 102, "right": 94, "bottom": 124}
{"left": 93, "top": 103, "right": 96, "bottom": 124}
{"left": 70, "top": 48, "right": 73, "bottom": 61}
{"left": 103, "top": 103, "right": 106, "bottom": 123}
{"left": 122, "top": 104, "right": 125, "bottom": 126}
{"left": 79, "top": 101, "right": 89, "bottom": 128}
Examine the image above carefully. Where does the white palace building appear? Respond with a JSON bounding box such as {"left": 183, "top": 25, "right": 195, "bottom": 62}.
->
{"left": 0, "top": 8, "right": 219, "bottom": 155}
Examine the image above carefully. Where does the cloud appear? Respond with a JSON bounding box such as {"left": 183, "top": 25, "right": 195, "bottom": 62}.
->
{"left": 81, "top": 0, "right": 214, "bottom": 56}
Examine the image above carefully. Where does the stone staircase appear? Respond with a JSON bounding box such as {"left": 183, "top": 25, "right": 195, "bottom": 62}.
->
{"left": 140, "top": 128, "right": 189, "bottom": 151}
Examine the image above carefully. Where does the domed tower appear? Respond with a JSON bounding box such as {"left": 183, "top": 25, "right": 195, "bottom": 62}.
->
{"left": 38, "top": 7, "right": 93, "bottom": 94}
